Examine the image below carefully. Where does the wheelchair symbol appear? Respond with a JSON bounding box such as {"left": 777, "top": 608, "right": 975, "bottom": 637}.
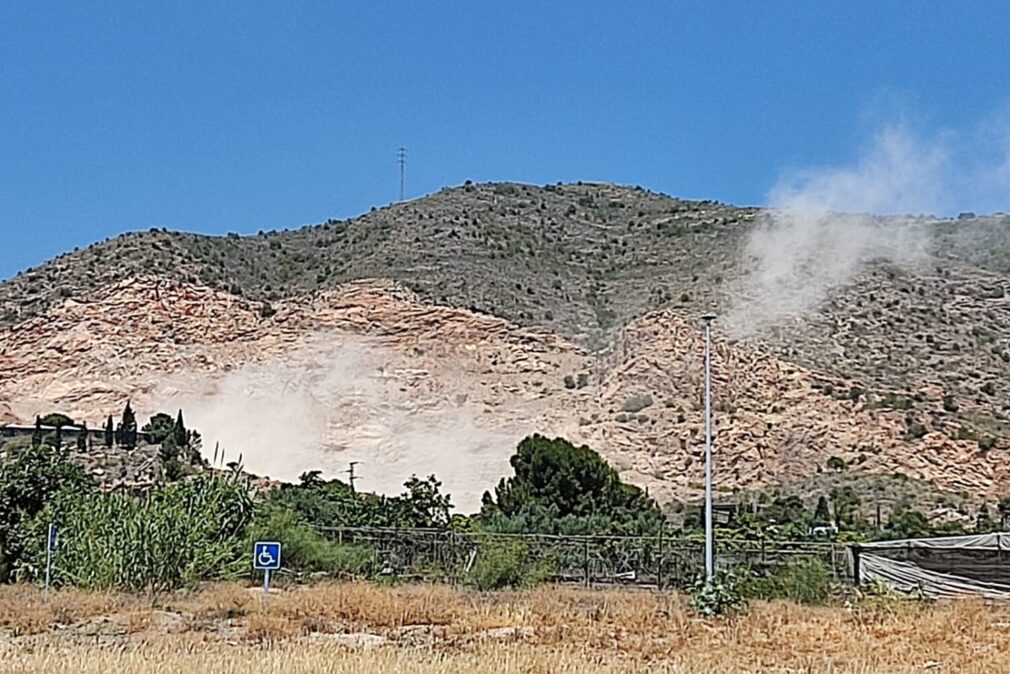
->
{"left": 253, "top": 541, "right": 281, "bottom": 570}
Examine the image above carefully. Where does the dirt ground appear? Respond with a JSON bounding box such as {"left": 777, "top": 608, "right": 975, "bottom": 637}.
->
{"left": 0, "top": 581, "right": 1008, "bottom": 673}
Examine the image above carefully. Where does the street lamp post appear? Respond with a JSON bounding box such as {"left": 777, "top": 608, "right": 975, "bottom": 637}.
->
{"left": 701, "top": 313, "right": 717, "bottom": 584}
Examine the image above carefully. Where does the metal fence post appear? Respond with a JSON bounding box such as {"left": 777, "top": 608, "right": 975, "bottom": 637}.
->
{"left": 657, "top": 524, "right": 665, "bottom": 590}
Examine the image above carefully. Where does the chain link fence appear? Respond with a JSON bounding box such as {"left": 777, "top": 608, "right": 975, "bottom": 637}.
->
{"left": 316, "top": 526, "right": 853, "bottom": 588}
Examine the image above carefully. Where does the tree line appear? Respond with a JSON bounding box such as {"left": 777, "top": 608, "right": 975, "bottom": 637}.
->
{"left": 0, "top": 412, "right": 999, "bottom": 593}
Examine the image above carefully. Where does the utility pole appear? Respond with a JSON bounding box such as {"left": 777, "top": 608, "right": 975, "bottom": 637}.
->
{"left": 346, "top": 461, "right": 360, "bottom": 493}
{"left": 701, "top": 313, "right": 717, "bottom": 584}
{"left": 397, "top": 147, "right": 407, "bottom": 202}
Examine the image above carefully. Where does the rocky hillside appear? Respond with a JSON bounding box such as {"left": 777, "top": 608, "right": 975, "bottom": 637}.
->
{"left": 3, "top": 182, "right": 1010, "bottom": 513}
{"left": 0, "top": 182, "right": 752, "bottom": 349}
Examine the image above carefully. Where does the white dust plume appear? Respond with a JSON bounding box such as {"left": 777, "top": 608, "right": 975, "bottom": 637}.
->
{"left": 725, "top": 118, "right": 1010, "bottom": 337}
{"left": 152, "top": 334, "right": 529, "bottom": 512}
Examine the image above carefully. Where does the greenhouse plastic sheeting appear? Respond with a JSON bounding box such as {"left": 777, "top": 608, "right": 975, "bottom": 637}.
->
{"left": 856, "top": 533, "right": 1010, "bottom": 599}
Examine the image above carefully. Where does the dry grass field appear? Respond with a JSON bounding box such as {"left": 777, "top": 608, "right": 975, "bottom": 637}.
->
{"left": 0, "top": 582, "right": 1008, "bottom": 673}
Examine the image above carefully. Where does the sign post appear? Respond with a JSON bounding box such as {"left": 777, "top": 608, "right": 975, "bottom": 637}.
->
{"left": 252, "top": 541, "right": 281, "bottom": 605}
{"left": 44, "top": 523, "right": 57, "bottom": 598}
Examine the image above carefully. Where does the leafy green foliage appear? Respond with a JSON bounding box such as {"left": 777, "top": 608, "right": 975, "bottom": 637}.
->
{"left": 740, "top": 558, "right": 832, "bottom": 604}
{"left": 0, "top": 443, "right": 94, "bottom": 580}
{"left": 157, "top": 410, "right": 204, "bottom": 480}
{"left": 245, "top": 506, "right": 377, "bottom": 576}
{"left": 883, "top": 504, "right": 932, "bottom": 539}
{"left": 481, "top": 434, "right": 663, "bottom": 535}
{"left": 830, "top": 486, "right": 863, "bottom": 529}
{"left": 18, "top": 475, "right": 252, "bottom": 591}
{"left": 690, "top": 571, "right": 748, "bottom": 617}
{"left": 266, "top": 473, "right": 453, "bottom": 529}
{"left": 142, "top": 413, "right": 175, "bottom": 444}
{"left": 40, "top": 413, "right": 74, "bottom": 428}
{"left": 466, "top": 539, "right": 552, "bottom": 590}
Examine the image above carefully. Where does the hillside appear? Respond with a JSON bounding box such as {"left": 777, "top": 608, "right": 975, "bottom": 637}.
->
{"left": 3, "top": 182, "right": 1010, "bottom": 513}
{"left": 0, "top": 182, "right": 752, "bottom": 349}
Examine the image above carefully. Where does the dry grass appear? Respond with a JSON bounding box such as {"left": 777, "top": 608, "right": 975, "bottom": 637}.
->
{"left": 0, "top": 582, "right": 1009, "bottom": 672}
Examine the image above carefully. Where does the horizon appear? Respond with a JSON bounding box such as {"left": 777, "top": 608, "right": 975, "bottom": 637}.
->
{"left": 3, "top": 2, "right": 1009, "bottom": 280}
{"left": 2, "top": 177, "right": 1003, "bottom": 284}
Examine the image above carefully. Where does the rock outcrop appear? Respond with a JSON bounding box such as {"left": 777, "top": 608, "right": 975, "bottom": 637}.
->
{"left": 3, "top": 276, "right": 1009, "bottom": 510}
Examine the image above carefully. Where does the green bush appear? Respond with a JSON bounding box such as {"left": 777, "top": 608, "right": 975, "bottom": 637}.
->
{"left": 467, "top": 539, "right": 552, "bottom": 590}
{"left": 18, "top": 474, "right": 252, "bottom": 592}
{"left": 739, "top": 558, "right": 832, "bottom": 604}
{"left": 0, "top": 443, "right": 93, "bottom": 580}
{"left": 245, "top": 506, "right": 377, "bottom": 577}
{"left": 690, "top": 571, "right": 748, "bottom": 617}
{"left": 776, "top": 558, "right": 830, "bottom": 604}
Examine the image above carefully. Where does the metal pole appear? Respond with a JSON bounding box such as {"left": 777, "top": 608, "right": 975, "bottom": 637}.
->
{"left": 263, "top": 568, "right": 270, "bottom": 607}
{"left": 702, "top": 314, "right": 716, "bottom": 584}
{"left": 657, "top": 522, "right": 664, "bottom": 590}
{"left": 44, "top": 523, "right": 55, "bottom": 598}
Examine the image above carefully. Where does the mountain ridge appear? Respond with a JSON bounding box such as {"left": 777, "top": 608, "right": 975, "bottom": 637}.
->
{"left": 4, "top": 181, "right": 1010, "bottom": 515}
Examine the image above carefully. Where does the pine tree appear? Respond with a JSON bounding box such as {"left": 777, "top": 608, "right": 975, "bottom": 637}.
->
{"left": 104, "top": 415, "right": 114, "bottom": 448}
{"left": 120, "top": 401, "right": 138, "bottom": 450}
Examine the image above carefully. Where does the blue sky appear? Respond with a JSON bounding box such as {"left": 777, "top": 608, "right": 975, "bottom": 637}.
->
{"left": 1, "top": 2, "right": 1008, "bottom": 280}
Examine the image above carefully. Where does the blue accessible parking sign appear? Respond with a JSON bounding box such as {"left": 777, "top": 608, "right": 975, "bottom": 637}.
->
{"left": 253, "top": 541, "right": 281, "bottom": 570}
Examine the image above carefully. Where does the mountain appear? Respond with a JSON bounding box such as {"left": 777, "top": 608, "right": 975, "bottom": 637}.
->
{"left": 3, "top": 181, "right": 1010, "bottom": 515}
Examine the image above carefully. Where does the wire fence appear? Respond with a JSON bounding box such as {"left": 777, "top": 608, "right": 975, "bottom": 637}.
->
{"left": 316, "top": 526, "right": 853, "bottom": 589}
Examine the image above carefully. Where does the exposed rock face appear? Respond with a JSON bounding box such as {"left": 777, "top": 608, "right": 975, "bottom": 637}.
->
{"left": 567, "top": 312, "right": 1010, "bottom": 503}
{"left": 3, "top": 276, "right": 1009, "bottom": 510}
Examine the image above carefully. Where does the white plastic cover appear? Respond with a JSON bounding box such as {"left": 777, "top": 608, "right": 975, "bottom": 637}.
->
{"left": 857, "top": 533, "right": 1010, "bottom": 598}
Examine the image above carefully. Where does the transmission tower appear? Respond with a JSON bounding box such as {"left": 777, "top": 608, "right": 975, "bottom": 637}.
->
{"left": 397, "top": 147, "right": 407, "bottom": 202}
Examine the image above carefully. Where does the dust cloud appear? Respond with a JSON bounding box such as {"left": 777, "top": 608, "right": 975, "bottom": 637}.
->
{"left": 725, "top": 117, "right": 1010, "bottom": 337}
{"left": 152, "top": 334, "right": 529, "bottom": 512}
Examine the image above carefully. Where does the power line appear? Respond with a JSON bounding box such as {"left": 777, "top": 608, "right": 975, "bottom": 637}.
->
{"left": 346, "top": 461, "right": 361, "bottom": 493}
{"left": 397, "top": 147, "right": 407, "bottom": 202}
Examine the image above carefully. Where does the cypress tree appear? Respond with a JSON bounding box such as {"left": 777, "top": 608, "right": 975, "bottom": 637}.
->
{"left": 814, "top": 495, "right": 831, "bottom": 525}
{"left": 104, "top": 415, "right": 114, "bottom": 448}
{"left": 77, "top": 423, "right": 88, "bottom": 451}
{"left": 32, "top": 416, "right": 42, "bottom": 448}
{"left": 172, "top": 410, "right": 188, "bottom": 450}
{"left": 120, "top": 401, "right": 138, "bottom": 450}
